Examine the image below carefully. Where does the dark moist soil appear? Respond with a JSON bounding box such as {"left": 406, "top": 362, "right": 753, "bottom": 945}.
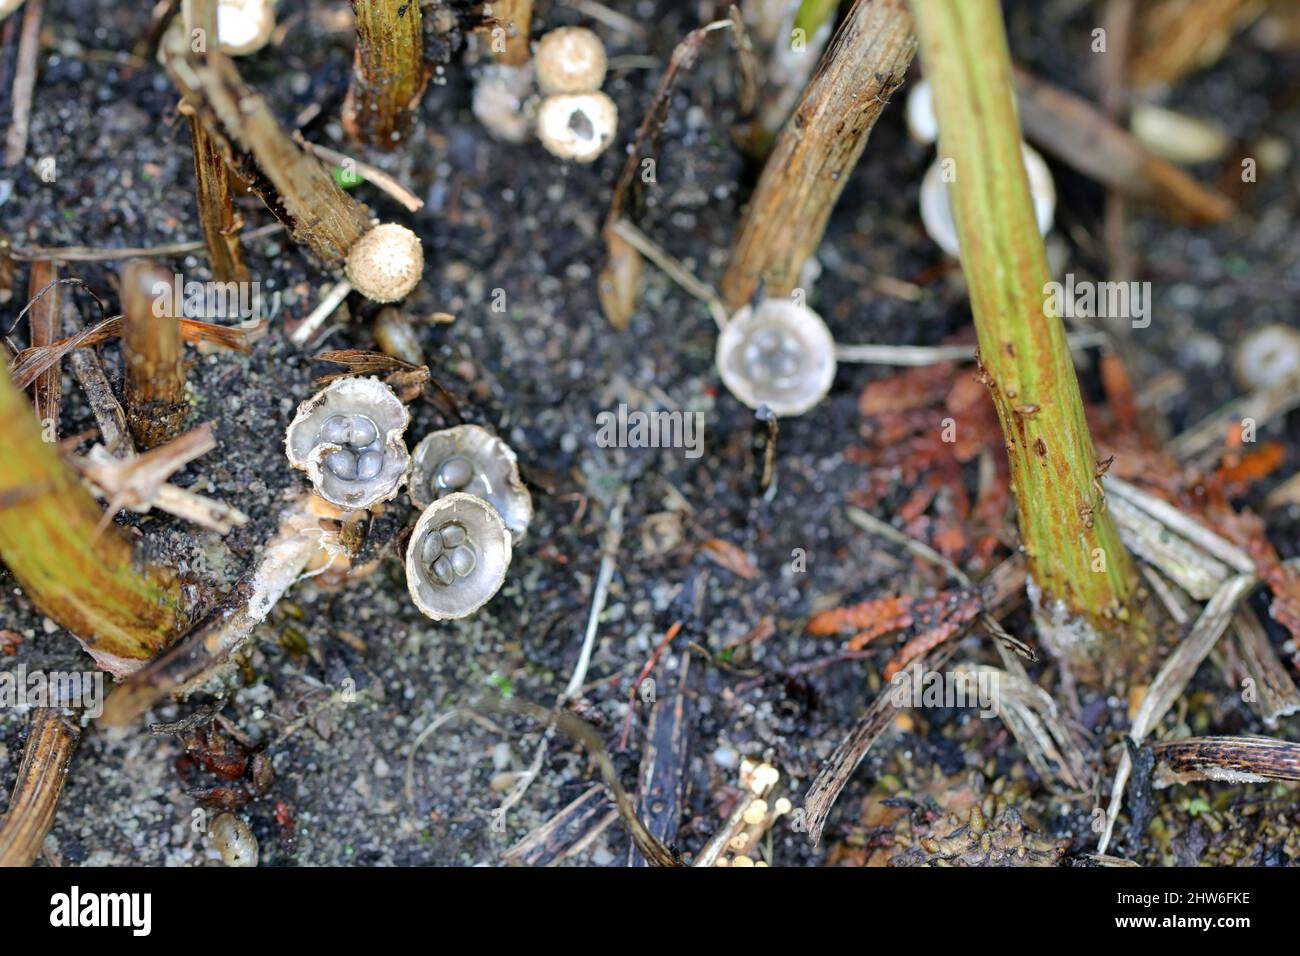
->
{"left": 1, "top": 0, "right": 1299, "bottom": 866}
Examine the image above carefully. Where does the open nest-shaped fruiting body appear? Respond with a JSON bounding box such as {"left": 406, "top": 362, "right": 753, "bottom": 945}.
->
{"left": 284, "top": 377, "right": 411, "bottom": 509}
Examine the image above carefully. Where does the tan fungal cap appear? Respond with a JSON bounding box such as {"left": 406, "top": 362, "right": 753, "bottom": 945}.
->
{"left": 716, "top": 298, "right": 837, "bottom": 418}
{"left": 535, "top": 26, "right": 608, "bottom": 95}
{"left": 285, "top": 376, "right": 411, "bottom": 509}
{"left": 406, "top": 493, "right": 512, "bottom": 620}
{"left": 409, "top": 424, "right": 533, "bottom": 542}
{"left": 346, "top": 223, "right": 424, "bottom": 303}
{"left": 537, "top": 91, "right": 618, "bottom": 163}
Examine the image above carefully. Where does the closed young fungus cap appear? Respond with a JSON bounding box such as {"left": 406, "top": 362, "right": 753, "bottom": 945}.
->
{"left": 346, "top": 223, "right": 424, "bottom": 303}
{"left": 535, "top": 26, "right": 608, "bottom": 95}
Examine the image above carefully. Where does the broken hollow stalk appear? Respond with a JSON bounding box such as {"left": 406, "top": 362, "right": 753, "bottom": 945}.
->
{"left": 342, "top": 0, "right": 429, "bottom": 148}
{"left": 0, "top": 361, "right": 185, "bottom": 674}
{"left": 181, "top": 0, "right": 249, "bottom": 282}
{"left": 161, "top": 27, "right": 372, "bottom": 267}
{"left": 121, "top": 259, "right": 188, "bottom": 451}
{"left": 911, "top": 0, "right": 1142, "bottom": 676}
{"left": 720, "top": 0, "right": 917, "bottom": 310}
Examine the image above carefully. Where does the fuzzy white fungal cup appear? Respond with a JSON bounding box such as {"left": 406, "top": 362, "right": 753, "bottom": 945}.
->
{"left": 217, "top": 0, "right": 276, "bottom": 56}
{"left": 920, "top": 143, "right": 1055, "bottom": 259}
{"left": 473, "top": 62, "right": 540, "bottom": 144}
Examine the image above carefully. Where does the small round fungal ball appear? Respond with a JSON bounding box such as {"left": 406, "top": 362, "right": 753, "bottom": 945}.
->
{"left": 1233, "top": 324, "right": 1300, "bottom": 392}
{"left": 217, "top": 0, "right": 276, "bottom": 57}
{"left": 346, "top": 223, "right": 424, "bottom": 303}
{"left": 440, "top": 522, "right": 467, "bottom": 548}
{"left": 535, "top": 26, "right": 607, "bottom": 95}
{"left": 436, "top": 456, "right": 474, "bottom": 491}
{"left": 537, "top": 91, "right": 618, "bottom": 163}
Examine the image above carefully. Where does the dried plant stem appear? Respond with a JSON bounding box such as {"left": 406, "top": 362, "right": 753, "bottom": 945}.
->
{"left": 1097, "top": 572, "right": 1256, "bottom": 853}
{"left": 100, "top": 497, "right": 322, "bottom": 726}
{"left": 342, "top": 0, "right": 428, "bottom": 148}
{"left": 121, "top": 260, "right": 188, "bottom": 450}
{"left": 2, "top": 0, "right": 40, "bottom": 166}
{"left": 182, "top": 0, "right": 248, "bottom": 282}
{"left": 912, "top": 0, "right": 1140, "bottom": 674}
{"left": 0, "top": 361, "right": 184, "bottom": 674}
{"left": 0, "top": 708, "right": 80, "bottom": 867}
{"left": 63, "top": 298, "right": 134, "bottom": 458}
{"left": 26, "top": 261, "right": 61, "bottom": 439}
{"left": 1014, "top": 68, "right": 1233, "bottom": 225}
{"left": 1149, "top": 736, "right": 1300, "bottom": 788}
{"left": 721, "top": 0, "right": 916, "bottom": 310}
{"left": 162, "top": 30, "right": 372, "bottom": 266}
{"left": 485, "top": 0, "right": 533, "bottom": 66}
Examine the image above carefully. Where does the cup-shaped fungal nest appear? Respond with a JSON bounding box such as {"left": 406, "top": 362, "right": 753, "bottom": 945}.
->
{"left": 406, "top": 493, "right": 512, "bottom": 620}
{"left": 217, "top": 0, "right": 276, "bottom": 57}
{"left": 409, "top": 425, "right": 533, "bottom": 542}
{"left": 285, "top": 377, "right": 410, "bottom": 509}
{"left": 920, "top": 143, "right": 1055, "bottom": 259}
{"left": 537, "top": 91, "right": 618, "bottom": 163}
{"left": 535, "top": 26, "right": 608, "bottom": 95}
{"left": 716, "top": 298, "right": 837, "bottom": 417}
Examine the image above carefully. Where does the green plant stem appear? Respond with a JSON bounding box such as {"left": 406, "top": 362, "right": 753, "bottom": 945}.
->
{"left": 911, "top": 0, "right": 1141, "bottom": 671}
{"left": 0, "top": 361, "right": 184, "bottom": 674}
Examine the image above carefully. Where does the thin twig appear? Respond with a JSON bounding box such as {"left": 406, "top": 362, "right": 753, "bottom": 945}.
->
{"left": 562, "top": 486, "right": 628, "bottom": 702}
{"left": 2, "top": 0, "right": 40, "bottom": 166}
{"left": 835, "top": 331, "right": 1105, "bottom": 366}
{"left": 295, "top": 136, "right": 425, "bottom": 212}
{"left": 10, "top": 222, "right": 285, "bottom": 262}
{"left": 608, "top": 218, "right": 728, "bottom": 330}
